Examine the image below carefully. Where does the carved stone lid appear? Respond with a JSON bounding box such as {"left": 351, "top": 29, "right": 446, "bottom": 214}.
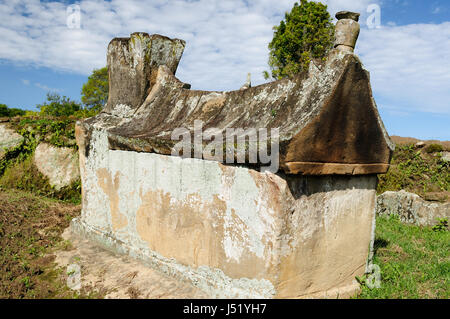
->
{"left": 77, "top": 32, "right": 394, "bottom": 176}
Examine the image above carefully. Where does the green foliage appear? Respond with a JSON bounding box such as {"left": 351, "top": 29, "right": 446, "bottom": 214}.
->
{"left": 377, "top": 144, "right": 449, "bottom": 197}
{"left": 0, "top": 104, "right": 26, "bottom": 117}
{"left": 13, "top": 117, "right": 77, "bottom": 148}
{"left": 81, "top": 67, "right": 108, "bottom": 114}
{"left": 265, "top": 0, "right": 334, "bottom": 80}
{"left": 425, "top": 143, "right": 444, "bottom": 154}
{"left": 37, "top": 93, "right": 81, "bottom": 117}
{"left": 24, "top": 110, "right": 39, "bottom": 117}
{"left": 432, "top": 218, "right": 448, "bottom": 232}
{"left": 357, "top": 215, "right": 450, "bottom": 299}
{"left": 0, "top": 128, "right": 37, "bottom": 177}
{"left": 0, "top": 117, "right": 80, "bottom": 203}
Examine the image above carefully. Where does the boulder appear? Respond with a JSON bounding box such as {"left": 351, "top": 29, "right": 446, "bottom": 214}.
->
{"left": 33, "top": 143, "right": 80, "bottom": 190}
{"left": 377, "top": 190, "right": 450, "bottom": 227}
{"left": 415, "top": 141, "right": 425, "bottom": 148}
{"left": 0, "top": 124, "right": 23, "bottom": 160}
{"left": 441, "top": 151, "right": 450, "bottom": 162}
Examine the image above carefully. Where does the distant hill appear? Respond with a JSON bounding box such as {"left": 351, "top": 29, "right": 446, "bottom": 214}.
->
{"left": 390, "top": 136, "right": 450, "bottom": 150}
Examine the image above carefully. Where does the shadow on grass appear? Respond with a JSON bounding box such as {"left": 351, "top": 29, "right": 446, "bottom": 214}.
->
{"left": 373, "top": 238, "right": 389, "bottom": 254}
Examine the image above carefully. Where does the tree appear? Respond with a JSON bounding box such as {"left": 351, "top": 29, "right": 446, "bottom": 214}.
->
{"left": 81, "top": 67, "right": 108, "bottom": 113}
{"left": 37, "top": 93, "right": 81, "bottom": 117}
{"left": 264, "top": 0, "right": 334, "bottom": 80}
{"left": 0, "top": 104, "right": 10, "bottom": 117}
{"left": 0, "top": 103, "right": 26, "bottom": 117}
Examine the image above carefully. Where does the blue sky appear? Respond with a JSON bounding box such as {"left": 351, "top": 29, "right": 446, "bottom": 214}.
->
{"left": 0, "top": 0, "right": 449, "bottom": 140}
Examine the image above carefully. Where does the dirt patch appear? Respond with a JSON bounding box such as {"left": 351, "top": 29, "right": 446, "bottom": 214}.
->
{"left": 0, "top": 188, "right": 98, "bottom": 298}
{"left": 55, "top": 227, "right": 209, "bottom": 299}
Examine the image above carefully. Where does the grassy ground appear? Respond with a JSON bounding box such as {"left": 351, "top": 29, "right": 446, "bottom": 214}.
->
{"left": 0, "top": 188, "right": 100, "bottom": 298}
{"left": 357, "top": 215, "right": 449, "bottom": 299}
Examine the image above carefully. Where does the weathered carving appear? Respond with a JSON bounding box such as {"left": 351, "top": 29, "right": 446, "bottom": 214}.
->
{"left": 334, "top": 11, "right": 361, "bottom": 52}
{"left": 81, "top": 25, "right": 393, "bottom": 176}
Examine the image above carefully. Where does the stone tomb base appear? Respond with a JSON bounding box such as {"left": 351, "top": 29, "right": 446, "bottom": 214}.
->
{"left": 73, "top": 128, "right": 376, "bottom": 298}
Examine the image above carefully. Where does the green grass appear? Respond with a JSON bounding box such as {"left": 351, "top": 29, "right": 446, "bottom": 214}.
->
{"left": 0, "top": 156, "right": 81, "bottom": 204}
{"left": 357, "top": 215, "right": 449, "bottom": 299}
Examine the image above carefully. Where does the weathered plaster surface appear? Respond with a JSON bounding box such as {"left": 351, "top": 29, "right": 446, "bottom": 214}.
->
{"left": 73, "top": 126, "right": 376, "bottom": 298}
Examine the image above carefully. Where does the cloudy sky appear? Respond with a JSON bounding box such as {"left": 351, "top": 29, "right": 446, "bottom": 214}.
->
{"left": 0, "top": 0, "right": 449, "bottom": 139}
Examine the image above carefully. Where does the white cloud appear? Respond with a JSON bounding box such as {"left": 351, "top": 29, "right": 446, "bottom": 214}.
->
{"left": 0, "top": 0, "right": 449, "bottom": 115}
{"left": 35, "top": 82, "right": 61, "bottom": 92}
{"left": 0, "top": 0, "right": 376, "bottom": 87}
{"left": 21, "top": 79, "right": 30, "bottom": 85}
{"left": 357, "top": 22, "right": 450, "bottom": 114}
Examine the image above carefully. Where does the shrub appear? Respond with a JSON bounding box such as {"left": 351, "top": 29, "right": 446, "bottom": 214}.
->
{"left": 37, "top": 93, "right": 81, "bottom": 117}
{"left": 425, "top": 144, "right": 444, "bottom": 154}
{"left": 0, "top": 104, "right": 26, "bottom": 117}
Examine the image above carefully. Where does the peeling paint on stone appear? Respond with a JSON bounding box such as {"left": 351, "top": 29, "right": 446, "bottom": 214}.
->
{"left": 74, "top": 129, "right": 378, "bottom": 297}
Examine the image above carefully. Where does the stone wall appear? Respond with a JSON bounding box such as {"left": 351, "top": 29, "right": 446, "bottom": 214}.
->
{"left": 377, "top": 191, "right": 449, "bottom": 227}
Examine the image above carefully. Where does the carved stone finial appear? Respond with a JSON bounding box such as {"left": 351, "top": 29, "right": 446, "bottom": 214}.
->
{"left": 104, "top": 33, "right": 186, "bottom": 116}
{"left": 335, "top": 11, "right": 360, "bottom": 22}
{"left": 334, "top": 11, "right": 361, "bottom": 52}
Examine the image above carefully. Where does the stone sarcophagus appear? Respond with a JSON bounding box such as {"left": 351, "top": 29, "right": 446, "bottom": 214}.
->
{"left": 72, "top": 12, "right": 394, "bottom": 298}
